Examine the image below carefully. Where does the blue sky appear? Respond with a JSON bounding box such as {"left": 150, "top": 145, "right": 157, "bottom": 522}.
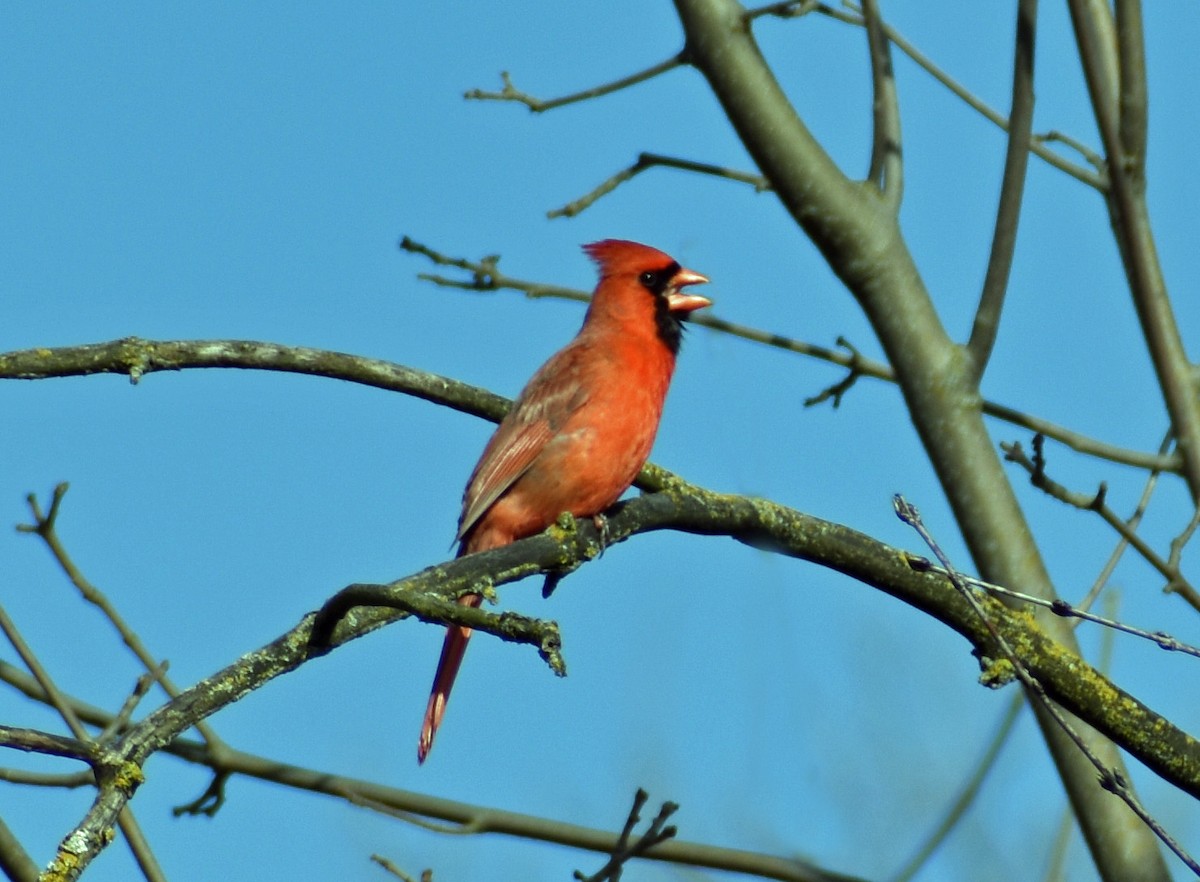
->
{"left": 4, "top": 4, "right": 1200, "bottom": 881}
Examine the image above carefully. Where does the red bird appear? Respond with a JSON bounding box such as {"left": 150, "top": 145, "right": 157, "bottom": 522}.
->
{"left": 417, "top": 239, "right": 711, "bottom": 763}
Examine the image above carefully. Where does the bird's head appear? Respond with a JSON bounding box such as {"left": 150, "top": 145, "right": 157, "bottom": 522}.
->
{"left": 582, "top": 239, "right": 711, "bottom": 353}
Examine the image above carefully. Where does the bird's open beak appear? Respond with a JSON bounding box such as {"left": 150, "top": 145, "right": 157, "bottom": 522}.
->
{"left": 666, "top": 268, "right": 712, "bottom": 313}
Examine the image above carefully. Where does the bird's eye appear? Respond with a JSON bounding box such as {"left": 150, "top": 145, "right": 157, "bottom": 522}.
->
{"left": 639, "top": 271, "right": 659, "bottom": 289}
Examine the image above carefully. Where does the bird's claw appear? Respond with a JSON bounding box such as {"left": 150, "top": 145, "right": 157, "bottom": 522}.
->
{"left": 592, "top": 513, "right": 610, "bottom": 556}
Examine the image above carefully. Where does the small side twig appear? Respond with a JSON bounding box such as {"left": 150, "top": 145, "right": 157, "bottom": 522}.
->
{"left": 804, "top": 337, "right": 864, "bottom": 408}
{"left": 18, "top": 483, "right": 238, "bottom": 812}
{"left": 548, "top": 152, "right": 770, "bottom": 219}
{"left": 574, "top": 789, "right": 678, "bottom": 882}
{"left": 464, "top": 56, "right": 686, "bottom": 113}
{"left": 1073, "top": 429, "right": 1172, "bottom": 614}
{"left": 172, "top": 770, "right": 231, "bottom": 818}
{"left": 308, "top": 580, "right": 566, "bottom": 677}
{"left": 97, "top": 663, "right": 170, "bottom": 743}
{"left": 370, "top": 855, "right": 430, "bottom": 882}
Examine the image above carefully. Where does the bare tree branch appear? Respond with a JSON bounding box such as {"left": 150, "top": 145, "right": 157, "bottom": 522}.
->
{"left": 396, "top": 239, "right": 1180, "bottom": 474}
{"left": 548, "top": 152, "right": 770, "bottom": 219}
{"left": 2, "top": 655, "right": 861, "bottom": 882}
{"left": 573, "top": 790, "right": 679, "bottom": 882}
{"left": 0, "top": 816, "right": 38, "bottom": 882}
{"left": 464, "top": 56, "right": 686, "bottom": 112}
{"left": 17, "top": 485, "right": 232, "bottom": 766}
{"left": 966, "top": 0, "right": 1036, "bottom": 379}
{"left": 1068, "top": 0, "right": 1200, "bottom": 503}
{"left": 1002, "top": 436, "right": 1200, "bottom": 612}
{"left": 746, "top": 1, "right": 1104, "bottom": 187}
{"left": 860, "top": 0, "right": 902, "bottom": 209}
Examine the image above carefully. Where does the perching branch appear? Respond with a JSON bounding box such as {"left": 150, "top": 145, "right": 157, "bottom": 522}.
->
{"left": 30, "top": 474, "right": 1200, "bottom": 877}
{"left": 7, "top": 340, "right": 1200, "bottom": 875}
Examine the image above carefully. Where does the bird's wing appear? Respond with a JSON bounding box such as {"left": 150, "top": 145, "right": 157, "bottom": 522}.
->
{"left": 456, "top": 347, "right": 591, "bottom": 543}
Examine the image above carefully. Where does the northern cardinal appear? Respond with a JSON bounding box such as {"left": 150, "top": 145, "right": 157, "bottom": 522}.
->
{"left": 417, "top": 239, "right": 711, "bottom": 763}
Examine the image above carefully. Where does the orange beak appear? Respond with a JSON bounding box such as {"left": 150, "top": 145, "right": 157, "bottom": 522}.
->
{"left": 666, "top": 267, "right": 712, "bottom": 313}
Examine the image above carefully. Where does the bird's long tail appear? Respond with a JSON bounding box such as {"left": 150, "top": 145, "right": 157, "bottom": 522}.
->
{"left": 417, "top": 592, "right": 482, "bottom": 763}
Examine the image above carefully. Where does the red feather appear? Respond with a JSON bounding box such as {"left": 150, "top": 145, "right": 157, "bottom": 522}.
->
{"left": 418, "top": 240, "right": 710, "bottom": 762}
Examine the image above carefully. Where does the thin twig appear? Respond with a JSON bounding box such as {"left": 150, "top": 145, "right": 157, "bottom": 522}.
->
{"left": 764, "top": 1, "right": 1104, "bottom": 187}
{"left": 0, "top": 594, "right": 168, "bottom": 881}
{"left": 548, "top": 152, "right": 770, "bottom": 219}
{"left": 574, "top": 790, "right": 679, "bottom": 882}
{"left": 894, "top": 495, "right": 1200, "bottom": 875}
{"left": 396, "top": 237, "right": 1179, "bottom": 474}
{"left": 1002, "top": 435, "right": 1200, "bottom": 611}
{"left": 901, "top": 563, "right": 1200, "bottom": 660}
{"left": 464, "top": 56, "right": 686, "bottom": 112}
{"left": 1074, "top": 430, "right": 1172, "bottom": 613}
{"left": 17, "top": 484, "right": 237, "bottom": 815}
{"left": 860, "top": 0, "right": 902, "bottom": 209}
{"left": 369, "top": 855, "right": 426, "bottom": 882}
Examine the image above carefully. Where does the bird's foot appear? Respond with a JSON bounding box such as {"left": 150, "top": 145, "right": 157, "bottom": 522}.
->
{"left": 592, "top": 513, "right": 611, "bottom": 556}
